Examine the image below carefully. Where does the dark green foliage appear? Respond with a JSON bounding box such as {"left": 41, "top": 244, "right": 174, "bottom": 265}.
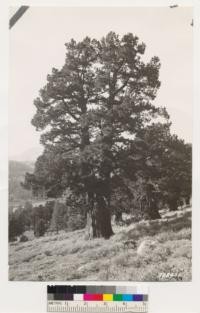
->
{"left": 50, "top": 194, "right": 87, "bottom": 233}
{"left": 110, "top": 187, "right": 133, "bottom": 224}
{"left": 159, "top": 137, "right": 192, "bottom": 211}
{"left": 32, "top": 203, "right": 54, "bottom": 233}
{"left": 45, "top": 201, "right": 55, "bottom": 221}
{"left": 136, "top": 123, "right": 192, "bottom": 211}
{"left": 21, "top": 201, "right": 33, "bottom": 229}
{"left": 65, "top": 193, "right": 87, "bottom": 230}
{"left": 67, "top": 214, "right": 85, "bottom": 231}
{"left": 123, "top": 123, "right": 192, "bottom": 215}
{"left": 50, "top": 202, "right": 68, "bottom": 233}
{"left": 9, "top": 201, "right": 55, "bottom": 241}
{"left": 9, "top": 212, "right": 25, "bottom": 241}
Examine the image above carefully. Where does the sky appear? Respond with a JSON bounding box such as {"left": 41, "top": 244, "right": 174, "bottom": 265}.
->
{"left": 9, "top": 6, "right": 193, "bottom": 160}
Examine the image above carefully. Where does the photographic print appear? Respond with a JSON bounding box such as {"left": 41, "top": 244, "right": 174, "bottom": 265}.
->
{"left": 9, "top": 6, "right": 192, "bottom": 281}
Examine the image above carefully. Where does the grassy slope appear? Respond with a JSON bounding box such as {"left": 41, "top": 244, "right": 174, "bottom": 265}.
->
{"left": 9, "top": 207, "right": 191, "bottom": 281}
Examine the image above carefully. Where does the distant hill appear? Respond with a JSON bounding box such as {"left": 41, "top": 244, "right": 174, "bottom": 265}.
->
{"left": 10, "top": 146, "right": 43, "bottom": 163}
{"left": 9, "top": 160, "right": 34, "bottom": 207}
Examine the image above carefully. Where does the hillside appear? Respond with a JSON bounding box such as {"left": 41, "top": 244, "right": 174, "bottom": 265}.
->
{"left": 9, "top": 206, "right": 191, "bottom": 281}
{"left": 9, "top": 160, "right": 34, "bottom": 205}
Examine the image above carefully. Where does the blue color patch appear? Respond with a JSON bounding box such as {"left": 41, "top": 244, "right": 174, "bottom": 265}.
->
{"left": 122, "top": 294, "right": 133, "bottom": 301}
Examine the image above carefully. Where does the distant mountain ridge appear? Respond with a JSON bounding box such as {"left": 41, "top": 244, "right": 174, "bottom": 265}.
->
{"left": 9, "top": 160, "right": 34, "bottom": 206}
{"left": 10, "top": 146, "right": 43, "bottom": 163}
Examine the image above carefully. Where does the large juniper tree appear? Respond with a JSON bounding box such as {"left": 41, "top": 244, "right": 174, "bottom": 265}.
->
{"left": 24, "top": 32, "right": 168, "bottom": 238}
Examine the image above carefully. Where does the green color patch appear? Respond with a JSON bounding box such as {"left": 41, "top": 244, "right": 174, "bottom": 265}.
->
{"left": 113, "top": 294, "right": 123, "bottom": 301}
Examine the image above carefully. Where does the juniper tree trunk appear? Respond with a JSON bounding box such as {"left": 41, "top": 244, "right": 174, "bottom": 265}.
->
{"left": 86, "top": 194, "right": 113, "bottom": 239}
{"left": 96, "top": 195, "right": 113, "bottom": 238}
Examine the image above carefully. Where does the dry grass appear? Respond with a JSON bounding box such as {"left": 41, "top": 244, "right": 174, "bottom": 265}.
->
{"left": 9, "top": 206, "right": 191, "bottom": 281}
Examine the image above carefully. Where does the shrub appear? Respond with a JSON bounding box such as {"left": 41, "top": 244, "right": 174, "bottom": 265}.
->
{"left": 19, "top": 234, "right": 29, "bottom": 242}
{"left": 67, "top": 213, "right": 86, "bottom": 231}
{"left": 9, "top": 212, "right": 25, "bottom": 241}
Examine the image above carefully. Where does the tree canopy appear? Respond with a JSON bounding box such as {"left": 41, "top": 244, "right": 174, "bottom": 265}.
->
{"left": 23, "top": 32, "right": 191, "bottom": 238}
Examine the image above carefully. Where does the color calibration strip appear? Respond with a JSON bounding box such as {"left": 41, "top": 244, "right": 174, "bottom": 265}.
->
{"left": 47, "top": 285, "right": 148, "bottom": 312}
{"left": 48, "top": 285, "right": 148, "bottom": 301}
{"left": 48, "top": 292, "right": 147, "bottom": 302}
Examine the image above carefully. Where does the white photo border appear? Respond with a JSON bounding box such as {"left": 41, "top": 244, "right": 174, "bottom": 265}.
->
{"left": 0, "top": 0, "right": 200, "bottom": 312}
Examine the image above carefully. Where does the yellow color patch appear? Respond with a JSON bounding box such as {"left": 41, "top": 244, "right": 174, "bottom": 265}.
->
{"left": 103, "top": 294, "right": 113, "bottom": 301}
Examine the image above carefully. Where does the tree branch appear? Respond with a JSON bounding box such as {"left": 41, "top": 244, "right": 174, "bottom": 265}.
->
{"left": 62, "top": 99, "right": 79, "bottom": 121}
{"left": 114, "top": 78, "right": 130, "bottom": 96}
